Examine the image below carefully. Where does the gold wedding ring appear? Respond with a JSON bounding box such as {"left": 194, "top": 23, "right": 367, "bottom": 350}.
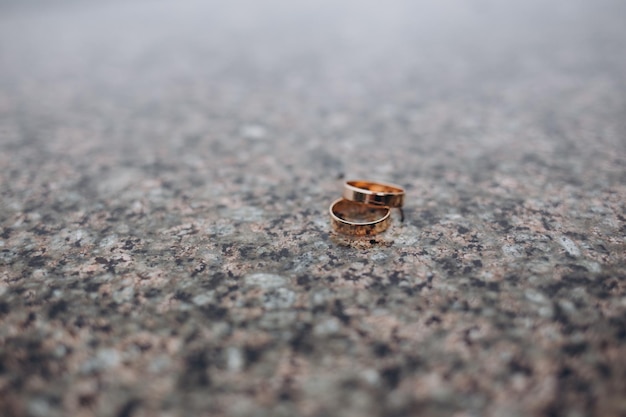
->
{"left": 343, "top": 180, "right": 405, "bottom": 208}
{"left": 329, "top": 198, "right": 391, "bottom": 236}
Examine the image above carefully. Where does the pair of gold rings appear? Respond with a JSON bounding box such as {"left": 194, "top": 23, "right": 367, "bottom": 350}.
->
{"left": 329, "top": 180, "right": 405, "bottom": 236}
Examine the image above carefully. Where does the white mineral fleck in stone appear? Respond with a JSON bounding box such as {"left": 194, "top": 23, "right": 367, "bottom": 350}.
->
{"left": 113, "top": 286, "right": 134, "bottom": 303}
{"left": 361, "top": 369, "right": 380, "bottom": 386}
{"left": 313, "top": 240, "right": 329, "bottom": 250}
{"left": 200, "top": 250, "right": 220, "bottom": 264}
{"left": 27, "top": 398, "right": 50, "bottom": 417}
{"left": 212, "top": 322, "right": 232, "bottom": 338}
{"left": 149, "top": 355, "right": 171, "bottom": 373}
{"left": 525, "top": 289, "right": 548, "bottom": 304}
{"left": 131, "top": 200, "right": 143, "bottom": 213}
{"left": 226, "top": 347, "right": 244, "bottom": 372}
{"left": 311, "top": 290, "right": 331, "bottom": 306}
{"left": 583, "top": 261, "right": 601, "bottom": 273}
{"left": 81, "top": 349, "right": 120, "bottom": 373}
{"left": 99, "top": 234, "right": 118, "bottom": 248}
{"left": 245, "top": 273, "right": 287, "bottom": 289}
{"left": 395, "top": 229, "right": 420, "bottom": 246}
{"left": 558, "top": 299, "right": 576, "bottom": 313}
{"left": 371, "top": 252, "right": 388, "bottom": 263}
{"left": 28, "top": 212, "right": 41, "bottom": 221}
{"left": 539, "top": 305, "right": 554, "bottom": 318}
{"left": 97, "top": 349, "right": 120, "bottom": 367}
{"left": 312, "top": 217, "right": 327, "bottom": 229}
{"left": 590, "top": 205, "right": 608, "bottom": 214}
{"left": 557, "top": 236, "right": 581, "bottom": 257}
{"left": 192, "top": 292, "right": 214, "bottom": 306}
{"left": 8, "top": 201, "right": 22, "bottom": 211}
{"left": 313, "top": 317, "right": 341, "bottom": 336}
{"left": 75, "top": 229, "right": 94, "bottom": 245}
{"left": 240, "top": 124, "right": 267, "bottom": 140}
{"left": 602, "top": 216, "right": 618, "bottom": 228}
{"left": 502, "top": 244, "right": 524, "bottom": 257}
{"left": 32, "top": 269, "right": 47, "bottom": 279}
{"left": 53, "top": 344, "right": 68, "bottom": 358}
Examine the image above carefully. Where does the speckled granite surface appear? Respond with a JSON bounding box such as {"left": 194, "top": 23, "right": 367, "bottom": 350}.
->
{"left": 1, "top": 1, "right": 625, "bottom": 416}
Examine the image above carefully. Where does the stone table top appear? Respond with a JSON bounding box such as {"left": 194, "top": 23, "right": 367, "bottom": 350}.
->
{"left": 0, "top": 1, "right": 625, "bottom": 416}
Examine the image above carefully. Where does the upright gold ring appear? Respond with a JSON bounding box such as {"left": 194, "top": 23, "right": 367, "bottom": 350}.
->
{"left": 329, "top": 198, "right": 391, "bottom": 236}
{"left": 343, "top": 180, "right": 405, "bottom": 208}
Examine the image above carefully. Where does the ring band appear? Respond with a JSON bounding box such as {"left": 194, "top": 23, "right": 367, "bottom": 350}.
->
{"left": 343, "top": 180, "right": 405, "bottom": 208}
{"left": 329, "top": 198, "right": 391, "bottom": 236}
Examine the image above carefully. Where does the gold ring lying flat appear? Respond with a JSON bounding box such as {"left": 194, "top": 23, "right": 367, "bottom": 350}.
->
{"left": 329, "top": 198, "right": 391, "bottom": 236}
{"left": 343, "top": 180, "right": 405, "bottom": 208}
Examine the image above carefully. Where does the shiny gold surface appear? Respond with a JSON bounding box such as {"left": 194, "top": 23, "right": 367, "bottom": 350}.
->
{"left": 343, "top": 180, "right": 405, "bottom": 208}
{"left": 329, "top": 198, "right": 391, "bottom": 236}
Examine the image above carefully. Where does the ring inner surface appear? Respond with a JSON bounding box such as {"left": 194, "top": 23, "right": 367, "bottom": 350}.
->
{"left": 334, "top": 200, "right": 388, "bottom": 223}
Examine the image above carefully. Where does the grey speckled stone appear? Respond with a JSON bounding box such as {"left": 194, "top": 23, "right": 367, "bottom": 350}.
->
{"left": 1, "top": 1, "right": 625, "bottom": 417}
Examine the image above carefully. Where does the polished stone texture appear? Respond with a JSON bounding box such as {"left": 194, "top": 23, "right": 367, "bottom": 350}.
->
{"left": 1, "top": 1, "right": 625, "bottom": 416}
